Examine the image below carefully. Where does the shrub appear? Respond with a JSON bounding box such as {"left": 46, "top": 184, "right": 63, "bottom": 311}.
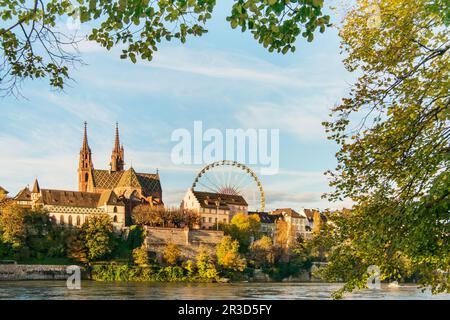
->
{"left": 133, "top": 245, "right": 149, "bottom": 266}
{"left": 196, "top": 251, "right": 218, "bottom": 281}
{"left": 216, "top": 236, "right": 246, "bottom": 272}
{"left": 163, "top": 243, "right": 181, "bottom": 266}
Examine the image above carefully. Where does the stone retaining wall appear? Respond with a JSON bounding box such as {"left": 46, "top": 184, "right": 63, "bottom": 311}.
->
{"left": 145, "top": 227, "right": 224, "bottom": 260}
{"left": 0, "top": 264, "right": 84, "bottom": 281}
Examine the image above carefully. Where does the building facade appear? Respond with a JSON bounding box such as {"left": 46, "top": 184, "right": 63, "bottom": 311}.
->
{"left": 251, "top": 211, "right": 281, "bottom": 238}
{"left": 17, "top": 178, "right": 127, "bottom": 230}
{"left": 300, "top": 208, "right": 327, "bottom": 234}
{"left": 181, "top": 189, "right": 248, "bottom": 230}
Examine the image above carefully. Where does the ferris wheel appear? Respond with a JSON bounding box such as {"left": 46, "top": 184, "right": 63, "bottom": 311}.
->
{"left": 191, "top": 160, "right": 265, "bottom": 212}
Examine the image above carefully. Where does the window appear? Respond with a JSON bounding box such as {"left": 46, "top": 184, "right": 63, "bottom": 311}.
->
{"left": 68, "top": 215, "right": 73, "bottom": 226}
{"left": 223, "top": 218, "right": 227, "bottom": 223}
{"left": 85, "top": 217, "right": 89, "bottom": 224}
{"left": 113, "top": 206, "right": 117, "bottom": 213}
{"left": 76, "top": 216, "right": 81, "bottom": 226}
{"left": 85, "top": 173, "right": 89, "bottom": 182}
{"left": 60, "top": 215, "right": 65, "bottom": 225}
{"left": 202, "top": 217, "right": 206, "bottom": 223}
{"left": 208, "top": 217, "right": 212, "bottom": 223}
{"left": 215, "top": 218, "right": 217, "bottom": 223}
{"left": 113, "top": 215, "right": 118, "bottom": 223}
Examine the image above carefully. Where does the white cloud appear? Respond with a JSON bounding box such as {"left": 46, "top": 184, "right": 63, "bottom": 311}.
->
{"left": 235, "top": 102, "right": 326, "bottom": 141}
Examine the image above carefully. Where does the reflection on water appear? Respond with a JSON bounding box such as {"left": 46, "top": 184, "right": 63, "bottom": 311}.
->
{"left": 0, "top": 281, "right": 449, "bottom": 300}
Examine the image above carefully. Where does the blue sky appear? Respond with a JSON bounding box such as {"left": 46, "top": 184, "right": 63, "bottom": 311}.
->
{"left": 0, "top": 1, "right": 355, "bottom": 210}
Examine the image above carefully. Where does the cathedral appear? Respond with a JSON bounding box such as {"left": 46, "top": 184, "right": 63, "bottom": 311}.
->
{"left": 77, "top": 122, "right": 162, "bottom": 206}
{"left": 4, "top": 123, "right": 163, "bottom": 230}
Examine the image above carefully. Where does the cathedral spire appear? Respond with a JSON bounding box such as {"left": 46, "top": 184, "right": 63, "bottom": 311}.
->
{"left": 78, "top": 122, "right": 93, "bottom": 192}
{"left": 110, "top": 122, "right": 125, "bottom": 172}
{"left": 114, "top": 122, "right": 120, "bottom": 152}
{"left": 82, "top": 121, "right": 90, "bottom": 151}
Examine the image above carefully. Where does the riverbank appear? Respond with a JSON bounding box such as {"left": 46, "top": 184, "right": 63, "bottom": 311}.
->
{"left": 0, "top": 263, "right": 316, "bottom": 283}
{"left": 0, "top": 264, "right": 87, "bottom": 281}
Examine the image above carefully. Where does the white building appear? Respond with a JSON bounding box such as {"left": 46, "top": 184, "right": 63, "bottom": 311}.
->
{"left": 181, "top": 189, "right": 248, "bottom": 230}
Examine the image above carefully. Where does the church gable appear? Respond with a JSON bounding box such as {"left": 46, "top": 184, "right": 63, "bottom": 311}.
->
{"left": 14, "top": 187, "right": 32, "bottom": 202}
{"left": 117, "top": 167, "right": 141, "bottom": 189}
{"left": 97, "top": 190, "right": 124, "bottom": 207}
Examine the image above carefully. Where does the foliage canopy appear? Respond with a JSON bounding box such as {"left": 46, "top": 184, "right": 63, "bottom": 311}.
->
{"left": 0, "top": 0, "right": 330, "bottom": 96}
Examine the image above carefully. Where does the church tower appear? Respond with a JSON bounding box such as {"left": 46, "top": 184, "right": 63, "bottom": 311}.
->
{"left": 78, "top": 122, "right": 94, "bottom": 192}
{"left": 31, "top": 178, "right": 40, "bottom": 202}
{"left": 110, "top": 122, "right": 125, "bottom": 172}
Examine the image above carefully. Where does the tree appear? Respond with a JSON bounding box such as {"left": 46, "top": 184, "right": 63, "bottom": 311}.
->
{"left": 132, "top": 244, "right": 149, "bottom": 266}
{"left": 0, "top": 204, "right": 70, "bottom": 260}
{"left": 223, "top": 213, "right": 261, "bottom": 252}
{"left": 67, "top": 229, "right": 88, "bottom": 264}
{"left": 0, "top": 0, "right": 330, "bottom": 96}
{"left": 0, "top": 237, "right": 12, "bottom": 258}
{"left": 82, "top": 213, "right": 115, "bottom": 262}
{"left": 216, "top": 235, "right": 246, "bottom": 272}
{"left": 163, "top": 243, "right": 181, "bottom": 266}
{"left": 180, "top": 209, "right": 201, "bottom": 229}
{"left": 196, "top": 250, "right": 218, "bottom": 280}
{"left": 321, "top": 0, "right": 450, "bottom": 296}
{"left": 0, "top": 204, "right": 26, "bottom": 247}
{"left": 23, "top": 207, "right": 51, "bottom": 237}
{"left": 273, "top": 219, "right": 295, "bottom": 249}
{"left": 131, "top": 205, "right": 163, "bottom": 226}
{"left": 0, "top": 188, "right": 7, "bottom": 201}
{"left": 249, "top": 236, "right": 274, "bottom": 268}
{"left": 132, "top": 206, "right": 200, "bottom": 228}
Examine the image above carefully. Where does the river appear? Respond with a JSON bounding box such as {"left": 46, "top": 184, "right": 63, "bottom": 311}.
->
{"left": 0, "top": 281, "right": 449, "bottom": 300}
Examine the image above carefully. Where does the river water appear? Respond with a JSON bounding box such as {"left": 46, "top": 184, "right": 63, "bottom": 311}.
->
{"left": 0, "top": 281, "right": 449, "bottom": 300}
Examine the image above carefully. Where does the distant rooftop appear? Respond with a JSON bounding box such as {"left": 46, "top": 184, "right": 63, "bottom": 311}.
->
{"left": 192, "top": 190, "right": 248, "bottom": 210}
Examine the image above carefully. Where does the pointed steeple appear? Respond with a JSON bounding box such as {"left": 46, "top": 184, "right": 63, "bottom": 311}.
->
{"left": 114, "top": 122, "right": 120, "bottom": 152}
{"left": 32, "top": 178, "right": 40, "bottom": 193}
{"left": 110, "top": 122, "right": 125, "bottom": 172}
{"left": 82, "top": 121, "right": 90, "bottom": 152}
{"left": 78, "top": 121, "right": 94, "bottom": 192}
